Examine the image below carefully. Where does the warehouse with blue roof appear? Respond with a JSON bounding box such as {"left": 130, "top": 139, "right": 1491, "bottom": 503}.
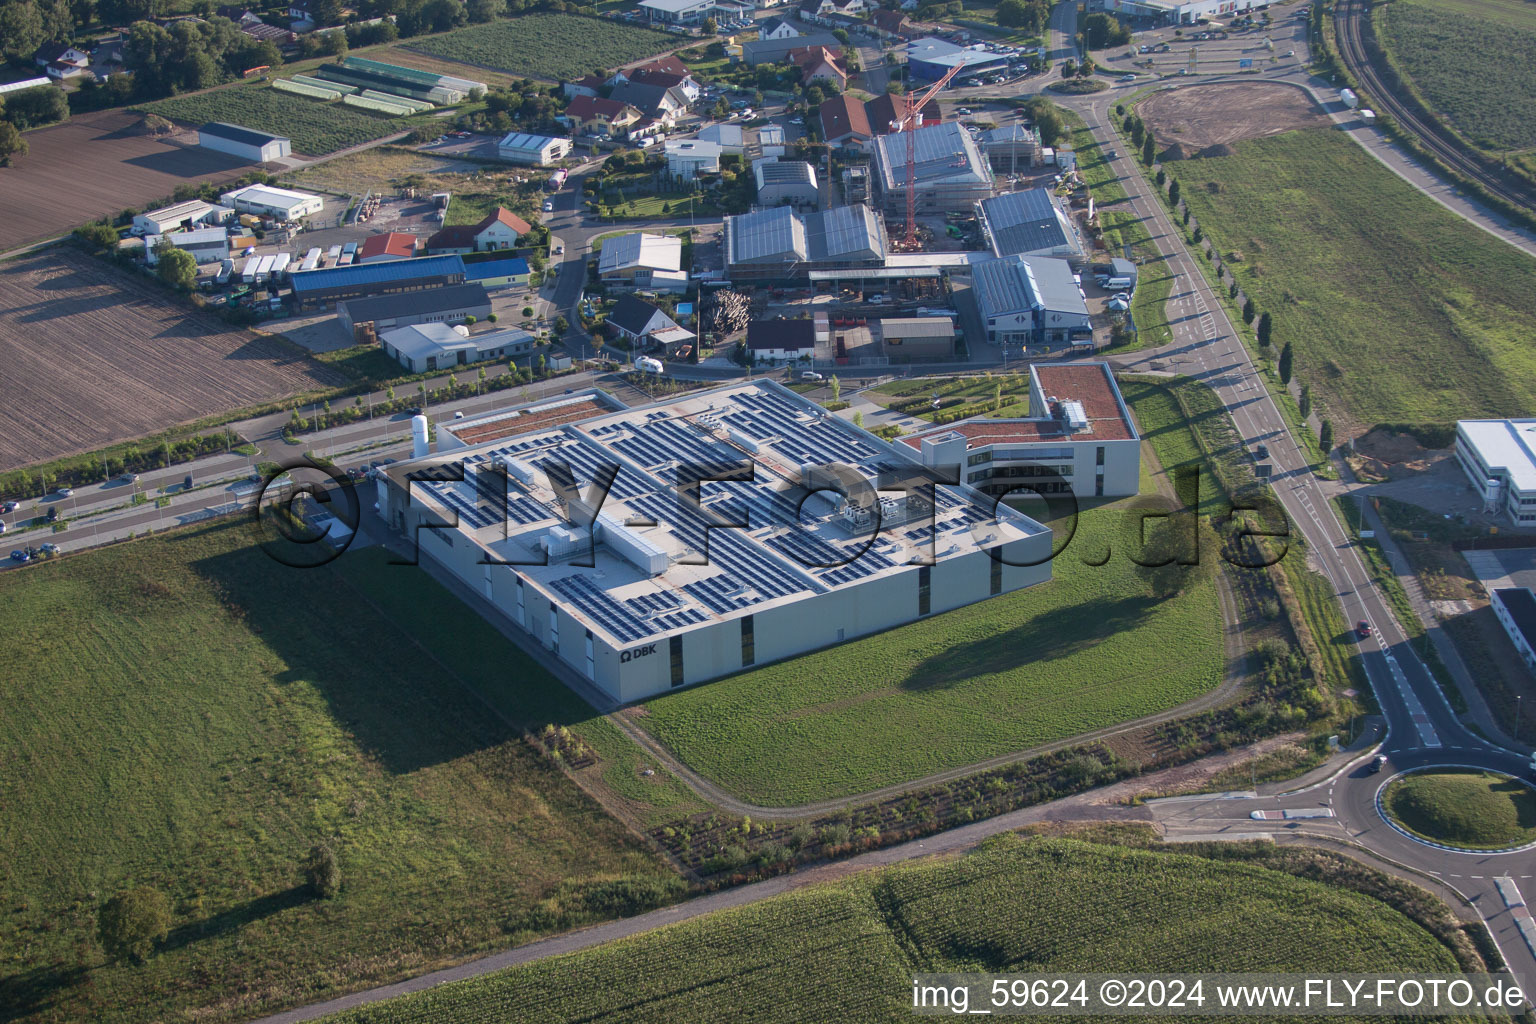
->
{"left": 289, "top": 254, "right": 467, "bottom": 310}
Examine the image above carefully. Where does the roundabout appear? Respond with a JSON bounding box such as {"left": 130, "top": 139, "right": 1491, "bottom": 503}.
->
{"left": 1376, "top": 766, "right": 1536, "bottom": 854}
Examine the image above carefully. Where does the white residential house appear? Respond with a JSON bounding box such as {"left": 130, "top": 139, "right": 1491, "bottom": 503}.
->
{"left": 665, "top": 138, "right": 722, "bottom": 178}
{"left": 759, "top": 15, "right": 802, "bottom": 38}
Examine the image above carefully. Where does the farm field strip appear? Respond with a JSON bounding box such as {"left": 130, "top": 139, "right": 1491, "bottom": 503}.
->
{"left": 0, "top": 524, "right": 678, "bottom": 1024}
{"left": 1376, "top": 0, "right": 1536, "bottom": 154}
{"left": 315, "top": 833, "right": 1477, "bottom": 1023}
{"left": 404, "top": 14, "right": 680, "bottom": 82}
{"left": 0, "top": 110, "right": 254, "bottom": 251}
{"left": 0, "top": 248, "right": 346, "bottom": 471}
{"left": 137, "top": 84, "right": 417, "bottom": 156}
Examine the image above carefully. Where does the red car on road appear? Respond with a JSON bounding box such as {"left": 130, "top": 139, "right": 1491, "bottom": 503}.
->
{"left": 1356, "top": 620, "right": 1372, "bottom": 639}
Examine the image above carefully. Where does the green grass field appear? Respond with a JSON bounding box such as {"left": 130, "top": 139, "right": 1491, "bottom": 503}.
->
{"left": 1377, "top": 0, "right": 1536, "bottom": 153}
{"left": 406, "top": 14, "right": 679, "bottom": 82}
{"left": 316, "top": 831, "right": 1477, "bottom": 1023}
{"left": 0, "top": 523, "right": 680, "bottom": 1024}
{"left": 635, "top": 498, "right": 1225, "bottom": 805}
{"left": 1171, "top": 127, "right": 1536, "bottom": 433}
{"left": 1384, "top": 769, "right": 1536, "bottom": 850}
{"left": 137, "top": 84, "right": 421, "bottom": 156}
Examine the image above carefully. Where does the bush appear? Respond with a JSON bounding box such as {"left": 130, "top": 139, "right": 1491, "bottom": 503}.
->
{"left": 98, "top": 888, "right": 172, "bottom": 962}
{"left": 522, "top": 306, "right": 535, "bottom": 317}
{"left": 305, "top": 843, "right": 342, "bottom": 899}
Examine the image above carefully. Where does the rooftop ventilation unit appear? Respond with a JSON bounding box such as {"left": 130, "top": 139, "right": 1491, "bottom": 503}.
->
{"left": 596, "top": 513, "right": 669, "bottom": 576}
{"left": 501, "top": 455, "right": 537, "bottom": 486}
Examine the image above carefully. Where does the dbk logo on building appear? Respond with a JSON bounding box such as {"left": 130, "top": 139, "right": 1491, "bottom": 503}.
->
{"left": 620, "top": 643, "right": 658, "bottom": 664}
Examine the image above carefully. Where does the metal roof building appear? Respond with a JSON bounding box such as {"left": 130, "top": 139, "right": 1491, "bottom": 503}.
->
{"left": 753, "top": 158, "right": 819, "bottom": 208}
{"left": 970, "top": 254, "right": 1091, "bottom": 350}
{"left": 219, "top": 183, "right": 324, "bottom": 221}
{"left": 289, "top": 253, "right": 466, "bottom": 310}
{"left": 338, "top": 282, "right": 491, "bottom": 333}
{"left": 976, "top": 188, "right": 1085, "bottom": 263}
{"left": 377, "top": 380, "right": 1052, "bottom": 701}
{"left": 905, "top": 37, "right": 1010, "bottom": 81}
{"left": 600, "top": 233, "right": 683, "bottom": 276}
{"left": 198, "top": 122, "right": 291, "bottom": 161}
{"left": 496, "top": 132, "right": 572, "bottom": 166}
{"left": 871, "top": 121, "right": 993, "bottom": 215}
{"left": 724, "top": 204, "right": 886, "bottom": 281}
{"left": 379, "top": 322, "right": 534, "bottom": 374}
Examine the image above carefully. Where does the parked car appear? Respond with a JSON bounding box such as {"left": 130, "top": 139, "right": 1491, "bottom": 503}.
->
{"left": 9, "top": 549, "right": 29, "bottom": 563}
{"left": 1, "top": 500, "right": 18, "bottom": 513}
{"left": 0, "top": 521, "right": 7, "bottom": 535}
{"left": 543, "top": 200, "right": 554, "bottom": 212}
{"left": 553, "top": 244, "right": 564, "bottom": 255}
{"left": 39, "top": 543, "right": 59, "bottom": 556}
{"left": 800, "top": 371, "right": 824, "bottom": 382}
{"left": 1120, "top": 74, "right": 1136, "bottom": 82}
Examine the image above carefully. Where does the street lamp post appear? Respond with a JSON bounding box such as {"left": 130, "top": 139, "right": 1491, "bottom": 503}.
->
{"left": 1517, "top": 694, "right": 1524, "bottom": 744}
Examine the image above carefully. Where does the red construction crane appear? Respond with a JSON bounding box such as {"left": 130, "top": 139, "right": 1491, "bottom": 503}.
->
{"left": 889, "top": 61, "right": 964, "bottom": 248}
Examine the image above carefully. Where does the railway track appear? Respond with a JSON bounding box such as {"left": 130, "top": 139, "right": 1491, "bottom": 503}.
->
{"left": 1332, "top": 0, "right": 1536, "bottom": 217}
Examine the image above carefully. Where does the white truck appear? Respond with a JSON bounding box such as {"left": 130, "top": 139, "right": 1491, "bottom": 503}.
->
{"left": 1359, "top": 108, "right": 1377, "bottom": 125}
{"left": 635, "top": 356, "right": 665, "bottom": 374}
{"left": 1339, "top": 87, "right": 1359, "bottom": 109}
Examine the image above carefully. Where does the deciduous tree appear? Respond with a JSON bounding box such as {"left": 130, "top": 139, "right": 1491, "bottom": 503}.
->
{"left": 98, "top": 888, "right": 171, "bottom": 962}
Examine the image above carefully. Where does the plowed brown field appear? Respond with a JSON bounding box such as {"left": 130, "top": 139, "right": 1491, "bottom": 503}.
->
{"left": 0, "top": 247, "right": 346, "bottom": 470}
{"left": 0, "top": 109, "right": 254, "bottom": 251}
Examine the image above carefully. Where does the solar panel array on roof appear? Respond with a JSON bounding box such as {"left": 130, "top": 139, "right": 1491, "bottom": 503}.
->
{"left": 978, "top": 189, "right": 1074, "bottom": 258}
{"left": 874, "top": 121, "right": 989, "bottom": 189}
{"left": 726, "top": 206, "right": 807, "bottom": 264}
{"left": 805, "top": 204, "right": 887, "bottom": 262}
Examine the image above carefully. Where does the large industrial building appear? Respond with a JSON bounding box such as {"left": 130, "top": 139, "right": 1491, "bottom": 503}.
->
{"left": 378, "top": 381, "right": 1052, "bottom": 701}
{"left": 977, "top": 188, "right": 1086, "bottom": 263}
{"left": 723, "top": 204, "right": 887, "bottom": 282}
{"left": 872, "top": 121, "right": 994, "bottom": 216}
{"left": 904, "top": 364, "right": 1141, "bottom": 499}
{"left": 971, "top": 253, "right": 1093, "bottom": 350}
{"left": 289, "top": 254, "right": 467, "bottom": 311}
{"left": 1455, "top": 419, "right": 1536, "bottom": 525}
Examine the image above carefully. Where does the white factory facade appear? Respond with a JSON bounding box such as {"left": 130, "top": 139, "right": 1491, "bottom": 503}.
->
{"left": 1455, "top": 418, "right": 1536, "bottom": 524}
{"left": 379, "top": 383, "right": 1053, "bottom": 701}
{"left": 903, "top": 364, "right": 1142, "bottom": 499}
